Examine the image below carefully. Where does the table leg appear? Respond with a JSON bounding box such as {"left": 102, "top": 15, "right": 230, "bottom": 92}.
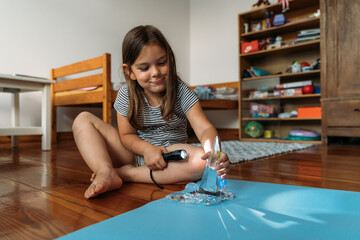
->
{"left": 41, "top": 84, "right": 51, "bottom": 150}
{"left": 11, "top": 92, "right": 19, "bottom": 147}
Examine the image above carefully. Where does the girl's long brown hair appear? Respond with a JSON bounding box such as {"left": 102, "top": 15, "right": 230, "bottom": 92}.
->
{"left": 122, "top": 25, "right": 180, "bottom": 129}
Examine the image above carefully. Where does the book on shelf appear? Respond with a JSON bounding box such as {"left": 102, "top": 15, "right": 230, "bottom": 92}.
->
{"left": 298, "top": 28, "right": 320, "bottom": 36}
{"left": 295, "top": 28, "right": 320, "bottom": 44}
{"left": 276, "top": 80, "right": 312, "bottom": 89}
{"left": 295, "top": 35, "right": 320, "bottom": 43}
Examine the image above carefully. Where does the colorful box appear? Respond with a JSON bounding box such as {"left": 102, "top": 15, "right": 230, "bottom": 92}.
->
{"left": 242, "top": 40, "right": 259, "bottom": 54}
{"left": 297, "top": 106, "right": 322, "bottom": 118}
{"left": 281, "top": 88, "right": 303, "bottom": 96}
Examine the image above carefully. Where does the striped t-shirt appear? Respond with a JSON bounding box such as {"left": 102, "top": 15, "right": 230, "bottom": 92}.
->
{"left": 114, "top": 80, "right": 199, "bottom": 147}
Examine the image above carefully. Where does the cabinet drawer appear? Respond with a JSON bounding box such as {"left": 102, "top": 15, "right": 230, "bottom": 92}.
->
{"left": 326, "top": 100, "right": 360, "bottom": 127}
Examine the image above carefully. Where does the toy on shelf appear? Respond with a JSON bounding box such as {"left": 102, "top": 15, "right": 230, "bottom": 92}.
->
{"left": 311, "top": 58, "right": 321, "bottom": 70}
{"left": 265, "top": 11, "right": 273, "bottom": 29}
{"left": 244, "top": 23, "right": 249, "bottom": 33}
{"left": 251, "top": 66, "right": 270, "bottom": 76}
{"left": 278, "top": 110, "right": 298, "bottom": 118}
{"left": 245, "top": 121, "right": 264, "bottom": 138}
{"left": 266, "top": 36, "right": 284, "bottom": 50}
{"left": 250, "top": 102, "right": 277, "bottom": 118}
{"left": 273, "top": 13, "right": 288, "bottom": 26}
{"left": 291, "top": 61, "right": 301, "bottom": 73}
{"left": 278, "top": 0, "right": 289, "bottom": 13}
{"left": 252, "top": 0, "right": 271, "bottom": 9}
{"left": 303, "top": 85, "right": 314, "bottom": 94}
{"left": 284, "top": 129, "right": 321, "bottom": 141}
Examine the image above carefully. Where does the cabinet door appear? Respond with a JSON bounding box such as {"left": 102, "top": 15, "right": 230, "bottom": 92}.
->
{"left": 324, "top": 0, "right": 360, "bottom": 98}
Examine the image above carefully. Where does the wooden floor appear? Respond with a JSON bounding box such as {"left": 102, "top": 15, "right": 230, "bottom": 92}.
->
{"left": 1, "top": 140, "right": 360, "bottom": 239}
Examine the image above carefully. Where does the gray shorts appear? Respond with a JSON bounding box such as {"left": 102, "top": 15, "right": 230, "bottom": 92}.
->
{"left": 135, "top": 155, "right": 145, "bottom": 167}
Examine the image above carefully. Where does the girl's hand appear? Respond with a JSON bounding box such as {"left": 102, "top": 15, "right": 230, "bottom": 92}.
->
{"left": 143, "top": 145, "right": 168, "bottom": 171}
{"left": 215, "top": 152, "right": 230, "bottom": 179}
{"left": 201, "top": 151, "right": 230, "bottom": 179}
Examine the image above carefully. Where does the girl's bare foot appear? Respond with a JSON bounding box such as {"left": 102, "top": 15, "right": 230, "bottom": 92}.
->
{"left": 90, "top": 173, "right": 96, "bottom": 182}
{"left": 84, "top": 168, "right": 123, "bottom": 199}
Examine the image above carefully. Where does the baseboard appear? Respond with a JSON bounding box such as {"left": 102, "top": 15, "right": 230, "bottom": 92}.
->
{"left": 0, "top": 132, "right": 74, "bottom": 144}
{"left": 0, "top": 129, "right": 239, "bottom": 144}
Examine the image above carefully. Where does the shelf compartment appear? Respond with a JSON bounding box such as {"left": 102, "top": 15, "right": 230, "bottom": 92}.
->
{"left": 240, "top": 137, "right": 321, "bottom": 144}
{"left": 243, "top": 94, "right": 320, "bottom": 101}
{"left": 239, "top": 0, "right": 319, "bottom": 20}
{"left": 242, "top": 70, "right": 320, "bottom": 81}
{"left": 242, "top": 17, "right": 319, "bottom": 40}
{"left": 240, "top": 40, "right": 320, "bottom": 59}
{"left": 242, "top": 117, "right": 321, "bottom": 121}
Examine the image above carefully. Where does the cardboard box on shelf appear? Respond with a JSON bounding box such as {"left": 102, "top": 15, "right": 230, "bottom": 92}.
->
{"left": 297, "top": 106, "right": 322, "bottom": 118}
{"left": 281, "top": 88, "right": 303, "bottom": 96}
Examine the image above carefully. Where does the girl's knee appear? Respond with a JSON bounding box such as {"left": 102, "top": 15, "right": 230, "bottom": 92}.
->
{"left": 72, "top": 111, "right": 93, "bottom": 132}
{"left": 188, "top": 150, "right": 206, "bottom": 178}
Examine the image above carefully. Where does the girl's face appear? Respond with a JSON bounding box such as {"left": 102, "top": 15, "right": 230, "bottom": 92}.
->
{"left": 125, "top": 43, "right": 168, "bottom": 100}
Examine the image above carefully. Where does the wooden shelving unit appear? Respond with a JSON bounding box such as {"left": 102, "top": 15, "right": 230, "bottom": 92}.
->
{"left": 238, "top": 0, "right": 321, "bottom": 143}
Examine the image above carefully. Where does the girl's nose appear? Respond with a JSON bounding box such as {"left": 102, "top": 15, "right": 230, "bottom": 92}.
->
{"left": 151, "top": 66, "right": 161, "bottom": 77}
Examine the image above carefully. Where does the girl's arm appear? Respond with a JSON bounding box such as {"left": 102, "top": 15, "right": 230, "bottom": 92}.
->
{"left": 186, "top": 102, "right": 230, "bottom": 178}
{"left": 117, "top": 112, "right": 168, "bottom": 170}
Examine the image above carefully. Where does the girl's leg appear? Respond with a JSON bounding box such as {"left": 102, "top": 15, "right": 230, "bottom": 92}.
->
{"left": 72, "top": 111, "right": 135, "bottom": 198}
{"left": 117, "top": 143, "right": 206, "bottom": 184}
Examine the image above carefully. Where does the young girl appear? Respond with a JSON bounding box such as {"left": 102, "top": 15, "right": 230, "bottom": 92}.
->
{"left": 72, "top": 25, "right": 230, "bottom": 199}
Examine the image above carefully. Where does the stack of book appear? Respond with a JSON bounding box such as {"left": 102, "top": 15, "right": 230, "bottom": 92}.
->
{"left": 295, "top": 28, "right": 320, "bottom": 44}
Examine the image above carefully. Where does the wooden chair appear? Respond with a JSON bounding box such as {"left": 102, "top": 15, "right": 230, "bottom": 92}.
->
{"left": 51, "top": 53, "right": 112, "bottom": 143}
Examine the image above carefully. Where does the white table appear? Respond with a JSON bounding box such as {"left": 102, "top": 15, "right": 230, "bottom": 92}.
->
{"left": 0, "top": 74, "right": 55, "bottom": 150}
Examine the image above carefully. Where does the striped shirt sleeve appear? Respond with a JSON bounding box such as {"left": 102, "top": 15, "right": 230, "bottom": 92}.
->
{"left": 113, "top": 84, "right": 129, "bottom": 117}
{"left": 177, "top": 81, "right": 199, "bottom": 114}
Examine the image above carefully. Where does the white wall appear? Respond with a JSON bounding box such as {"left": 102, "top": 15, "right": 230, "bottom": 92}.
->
{"left": 0, "top": 0, "right": 254, "bottom": 131}
{"left": 189, "top": 0, "right": 252, "bottom": 128}
{"left": 0, "top": 0, "right": 189, "bottom": 131}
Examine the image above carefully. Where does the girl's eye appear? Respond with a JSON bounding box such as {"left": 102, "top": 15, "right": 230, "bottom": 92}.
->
{"left": 158, "top": 60, "right": 167, "bottom": 66}
{"left": 139, "top": 66, "right": 149, "bottom": 71}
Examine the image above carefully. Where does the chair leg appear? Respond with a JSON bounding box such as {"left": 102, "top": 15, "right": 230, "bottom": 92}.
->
{"left": 103, "top": 101, "right": 112, "bottom": 125}
{"left": 52, "top": 106, "right": 57, "bottom": 144}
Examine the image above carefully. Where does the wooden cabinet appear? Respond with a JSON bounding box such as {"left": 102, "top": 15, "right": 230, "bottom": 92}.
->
{"left": 321, "top": 0, "right": 360, "bottom": 143}
{"left": 238, "top": 0, "right": 321, "bottom": 143}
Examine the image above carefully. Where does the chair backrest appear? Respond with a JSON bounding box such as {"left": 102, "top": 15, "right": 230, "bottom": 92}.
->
{"left": 51, "top": 53, "right": 111, "bottom": 99}
{"left": 50, "top": 53, "right": 112, "bottom": 128}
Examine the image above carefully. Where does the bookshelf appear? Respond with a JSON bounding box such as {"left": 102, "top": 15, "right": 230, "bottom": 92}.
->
{"left": 238, "top": 0, "right": 321, "bottom": 143}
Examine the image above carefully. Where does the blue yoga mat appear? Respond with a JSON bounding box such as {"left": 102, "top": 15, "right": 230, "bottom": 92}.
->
{"left": 59, "top": 180, "right": 360, "bottom": 240}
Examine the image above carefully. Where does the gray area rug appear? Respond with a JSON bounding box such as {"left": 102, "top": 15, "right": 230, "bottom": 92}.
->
{"left": 193, "top": 141, "right": 314, "bottom": 164}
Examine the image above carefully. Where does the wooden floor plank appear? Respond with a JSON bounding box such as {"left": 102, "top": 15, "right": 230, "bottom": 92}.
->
{"left": 0, "top": 176, "right": 110, "bottom": 240}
